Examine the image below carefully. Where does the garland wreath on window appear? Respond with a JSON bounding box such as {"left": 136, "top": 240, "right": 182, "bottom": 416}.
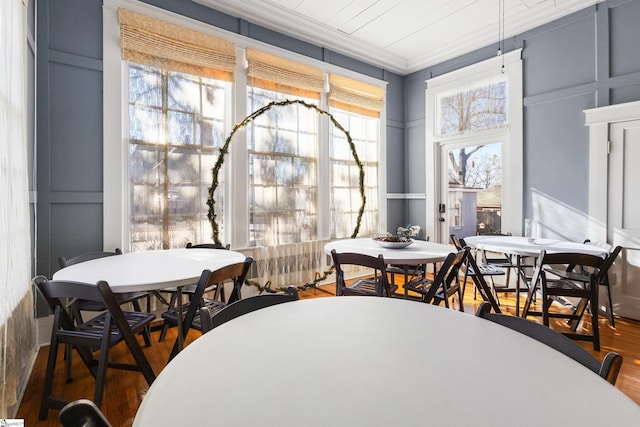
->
{"left": 206, "top": 99, "right": 366, "bottom": 293}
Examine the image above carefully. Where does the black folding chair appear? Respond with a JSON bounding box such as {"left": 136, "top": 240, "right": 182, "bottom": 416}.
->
{"left": 34, "top": 276, "right": 156, "bottom": 419}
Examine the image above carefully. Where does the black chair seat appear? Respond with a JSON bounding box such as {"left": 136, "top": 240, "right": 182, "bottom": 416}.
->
{"left": 161, "top": 298, "right": 227, "bottom": 332}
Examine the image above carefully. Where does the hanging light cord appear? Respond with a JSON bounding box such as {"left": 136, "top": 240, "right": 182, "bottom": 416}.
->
{"left": 498, "top": 0, "right": 506, "bottom": 73}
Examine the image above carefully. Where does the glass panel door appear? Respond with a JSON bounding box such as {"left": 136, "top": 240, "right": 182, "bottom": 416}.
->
{"left": 440, "top": 141, "right": 503, "bottom": 240}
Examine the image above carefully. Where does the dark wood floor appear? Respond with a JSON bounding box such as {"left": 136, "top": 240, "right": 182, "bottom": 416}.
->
{"left": 17, "top": 284, "right": 640, "bottom": 425}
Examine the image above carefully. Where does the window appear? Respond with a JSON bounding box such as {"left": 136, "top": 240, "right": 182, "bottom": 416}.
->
{"left": 247, "top": 87, "right": 319, "bottom": 246}
{"left": 127, "top": 64, "right": 230, "bottom": 251}
{"left": 106, "top": 8, "right": 386, "bottom": 261}
{"left": 437, "top": 76, "right": 508, "bottom": 137}
{"left": 329, "top": 109, "right": 379, "bottom": 238}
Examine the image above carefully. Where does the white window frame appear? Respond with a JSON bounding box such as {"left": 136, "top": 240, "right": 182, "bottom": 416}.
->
{"left": 102, "top": 0, "right": 386, "bottom": 251}
{"left": 425, "top": 49, "right": 522, "bottom": 242}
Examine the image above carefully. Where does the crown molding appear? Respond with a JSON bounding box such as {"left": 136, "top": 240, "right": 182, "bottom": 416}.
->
{"left": 194, "top": 0, "right": 409, "bottom": 74}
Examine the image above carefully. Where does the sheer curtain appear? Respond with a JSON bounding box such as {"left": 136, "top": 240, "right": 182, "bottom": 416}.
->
{"left": 0, "top": 0, "right": 35, "bottom": 416}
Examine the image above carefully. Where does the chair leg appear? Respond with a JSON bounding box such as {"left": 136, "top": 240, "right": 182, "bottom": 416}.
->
{"left": 131, "top": 299, "right": 152, "bottom": 347}
{"left": 159, "top": 293, "right": 178, "bottom": 342}
{"left": 39, "top": 323, "right": 61, "bottom": 420}
{"left": 92, "top": 329, "right": 113, "bottom": 409}
{"left": 64, "top": 343, "right": 73, "bottom": 383}
{"left": 604, "top": 280, "right": 615, "bottom": 327}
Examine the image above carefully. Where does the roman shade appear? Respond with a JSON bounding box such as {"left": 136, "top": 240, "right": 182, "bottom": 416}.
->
{"left": 246, "top": 49, "right": 324, "bottom": 99}
{"left": 118, "top": 8, "right": 236, "bottom": 81}
{"left": 329, "top": 74, "right": 385, "bottom": 117}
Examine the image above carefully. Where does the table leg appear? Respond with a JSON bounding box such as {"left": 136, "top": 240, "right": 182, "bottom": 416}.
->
{"left": 403, "top": 266, "right": 409, "bottom": 299}
{"left": 177, "top": 286, "right": 184, "bottom": 351}
{"left": 516, "top": 256, "right": 521, "bottom": 316}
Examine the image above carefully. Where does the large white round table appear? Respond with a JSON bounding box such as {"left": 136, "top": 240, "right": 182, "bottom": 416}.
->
{"left": 52, "top": 248, "right": 246, "bottom": 293}
{"left": 133, "top": 297, "right": 640, "bottom": 426}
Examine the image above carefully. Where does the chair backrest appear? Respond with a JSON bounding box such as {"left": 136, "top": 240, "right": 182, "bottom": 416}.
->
{"left": 530, "top": 250, "right": 603, "bottom": 291}
{"left": 58, "top": 248, "right": 122, "bottom": 268}
{"left": 450, "top": 234, "right": 464, "bottom": 250}
{"left": 421, "top": 248, "right": 468, "bottom": 304}
{"left": 59, "top": 399, "right": 112, "bottom": 427}
{"left": 35, "top": 276, "right": 145, "bottom": 343}
{"left": 597, "top": 245, "right": 623, "bottom": 284}
{"left": 330, "top": 249, "right": 392, "bottom": 296}
{"left": 181, "top": 257, "right": 254, "bottom": 334}
{"left": 475, "top": 302, "right": 622, "bottom": 384}
{"left": 200, "top": 286, "right": 299, "bottom": 333}
{"left": 186, "top": 242, "right": 231, "bottom": 250}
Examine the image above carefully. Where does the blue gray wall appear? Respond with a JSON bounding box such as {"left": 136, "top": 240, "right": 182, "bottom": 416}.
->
{"left": 35, "top": 0, "right": 640, "bottom": 277}
{"left": 35, "top": 0, "right": 405, "bottom": 277}
{"left": 404, "top": 0, "right": 640, "bottom": 239}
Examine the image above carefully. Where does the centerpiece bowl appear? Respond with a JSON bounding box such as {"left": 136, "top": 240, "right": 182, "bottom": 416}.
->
{"left": 372, "top": 236, "right": 414, "bottom": 249}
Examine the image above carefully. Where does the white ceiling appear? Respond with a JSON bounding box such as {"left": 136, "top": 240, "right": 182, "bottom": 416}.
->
{"left": 195, "top": 0, "right": 602, "bottom": 75}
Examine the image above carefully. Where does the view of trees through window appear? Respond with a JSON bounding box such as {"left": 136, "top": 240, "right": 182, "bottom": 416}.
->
{"left": 439, "top": 76, "right": 507, "bottom": 237}
{"left": 127, "top": 64, "right": 381, "bottom": 251}
{"left": 329, "top": 109, "right": 379, "bottom": 239}
{"left": 128, "top": 64, "right": 227, "bottom": 251}
{"left": 247, "top": 88, "right": 319, "bottom": 246}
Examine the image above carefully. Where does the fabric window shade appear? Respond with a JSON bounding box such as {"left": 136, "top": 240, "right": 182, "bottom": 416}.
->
{"left": 329, "top": 74, "right": 385, "bottom": 117}
{"left": 246, "top": 49, "right": 324, "bottom": 99}
{"left": 118, "top": 8, "right": 236, "bottom": 81}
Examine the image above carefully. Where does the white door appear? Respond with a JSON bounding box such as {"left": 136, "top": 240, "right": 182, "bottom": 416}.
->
{"left": 608, "top": 120, "right": 640, "bottom": 320}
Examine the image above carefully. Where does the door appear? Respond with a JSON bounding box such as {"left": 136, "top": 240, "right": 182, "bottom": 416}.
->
{"left": 439, "top": 140, "right": 503, "bottom": 241}
{"left": 608, "top": 120, "right": 640, "bottom": 320}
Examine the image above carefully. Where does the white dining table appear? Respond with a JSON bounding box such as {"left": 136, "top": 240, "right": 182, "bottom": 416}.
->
{"left": 52, "top": 248, "right": 246, "bottom": 293}
{"left": 463, "top": 235, "right": 609, "bottom": 315}
{"left": 53, "top": 248, "right": 246, "bottom": 349}
{"left": 324, "top": 237, "right": 454, "bottom": 265}
{"left": 324, "top": 237, "right": 456, "bottom": 299}
{"left": 133, "top": 297, "right": 640, "bottom": 427}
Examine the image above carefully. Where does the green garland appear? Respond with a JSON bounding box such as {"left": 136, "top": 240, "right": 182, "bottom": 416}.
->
{"left": 206, "top": 99, "right": 366, "bottom": 293}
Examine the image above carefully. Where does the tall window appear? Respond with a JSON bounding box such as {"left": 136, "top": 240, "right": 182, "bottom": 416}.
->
{"left": 127, "top": 64, "right": 229, "bottom": 250}
{"left": 425, "top": 49, "right": 522, "bottom": 241}
{"left": 329, "top": 74, "right": 384, "bottom": 238}
{"left": 118, "top": 8, "right": 236, "bottom": 250}
{"left": 246, "top": 49, "right": 324, "bottom": 246}
{"left": 329, "top": 109, "right": 379, "bottom": 238}
{"left": 247, "top": 87, "right": 319, "bottom": 245}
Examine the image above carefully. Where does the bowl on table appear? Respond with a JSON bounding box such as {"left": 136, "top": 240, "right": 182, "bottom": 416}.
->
{"left": 372, "top": 236, "right": 414, "bottom": 249}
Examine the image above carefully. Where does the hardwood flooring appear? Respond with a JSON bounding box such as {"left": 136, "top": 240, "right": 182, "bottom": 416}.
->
{"left": 16, "top": 283, "right": 640, "bottom": 425}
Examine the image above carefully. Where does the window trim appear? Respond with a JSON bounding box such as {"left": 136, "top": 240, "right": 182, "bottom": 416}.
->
{"left": 425, "top": 49, "right": 522, "bottom": 242}
{"left": 103, "top": 0, "right": 387, "bottom": 251}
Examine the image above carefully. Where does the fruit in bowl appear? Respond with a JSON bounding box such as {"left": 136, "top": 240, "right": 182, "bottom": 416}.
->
{"left": 372, "top": 235, "right": 414, "bottom": 248}
{"left": 374, "top": 236, "right": 413, "bottom": 243}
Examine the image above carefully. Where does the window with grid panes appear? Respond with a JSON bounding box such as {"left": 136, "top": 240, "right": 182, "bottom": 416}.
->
{"left": 246, "top": 87, "right": 319, "bottom": 246}
{"left": 329, "top": 109, "right": 379, "bottom": 238}
{"left": 127, "top": 64, "right": 229, "bottom": 251}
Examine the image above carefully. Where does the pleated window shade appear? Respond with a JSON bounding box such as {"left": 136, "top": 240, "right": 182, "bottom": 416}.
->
{"left": 329, "top": 74, "right": 385, "bottom": 117}
{"left": 118, "top": 8, "right": 236, "bottom": 81}
{"left": 246, "top": 49, "right": 324, "bottom": 99}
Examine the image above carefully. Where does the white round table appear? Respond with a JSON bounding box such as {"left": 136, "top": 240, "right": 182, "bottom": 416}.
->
{"left": 52, "top": 248, "right": 246, "bottom": 293}
{"left": 133, "top": 297, "right": 640, "bottom": 426}
{"left": 463, "top": 236, "right": 609, "bottom": 315}
{"left": 463, "top": 235, "right": 609, "bottom": 258}
{"left": 324, "top": 237, "right": 454, "bottom": 264}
